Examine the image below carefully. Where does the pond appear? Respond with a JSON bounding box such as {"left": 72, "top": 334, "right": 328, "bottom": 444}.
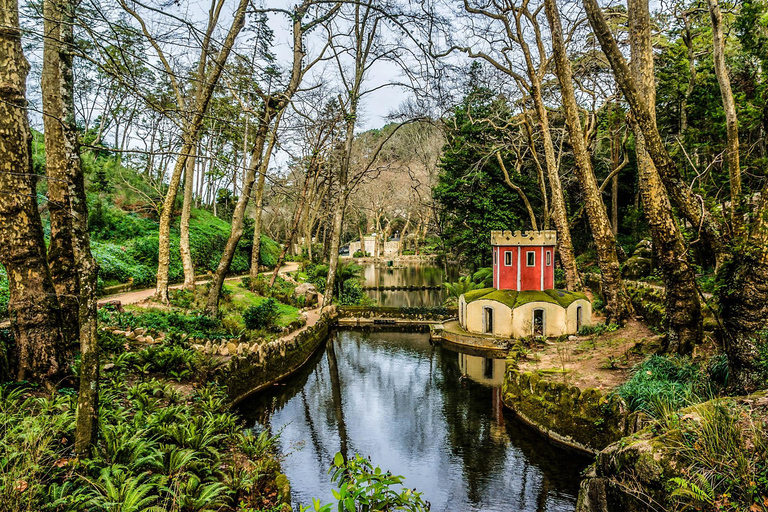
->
{"left": 238, "top": 329, "right": 590, "bottom": 512}
{"left": 361, "top": 261, "right": 458, "bottom": 307}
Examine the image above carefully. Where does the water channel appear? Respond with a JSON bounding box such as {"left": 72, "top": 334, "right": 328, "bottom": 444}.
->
{"left": 238, "top": 263, "right": 590, "bottom": 511}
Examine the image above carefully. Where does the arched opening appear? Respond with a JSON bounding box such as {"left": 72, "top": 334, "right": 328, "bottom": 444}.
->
{"left": 483, "top": 307, "right": 494, "bottom": 334}
{"left": 483, "top": 357, "right": 494, "bottom": 379}
{"left": 576, "top": 305, "right": 583, "bottom": 331}
{"left": 532, "top": 309, "right": 545, "bottom": 337}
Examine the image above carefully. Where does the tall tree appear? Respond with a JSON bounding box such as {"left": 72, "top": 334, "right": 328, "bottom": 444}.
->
{"left": 584, "top": 0, "right": 768, "bottom": 391}
{"left": 543, "top": 0, "right": 633, "bottom": 323}
{"left": 205, "top": 0, "right": 338, "bottom": 315}
{"left": 0, "top": 0, "right": 65, "bottom": 385}
{"left": 119, "top": 0, "right": 250, "bottom": 303}
{"left": 707, "top": 0, "right": 742, "bottom": 228}
{"left": 42, "top": 0, "right": 101, "bottom": 454}
{"left": 452, "top": 0, "right": 583, "bottom": 291}
{"left": 627, "top": 0, "right": 702, "bottom": 352}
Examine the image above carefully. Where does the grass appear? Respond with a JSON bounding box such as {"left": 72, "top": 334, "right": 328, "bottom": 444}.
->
{"left": 668, "top": 400, "right": 768, "bottom": 511}
{"left": 615, "top": 355, "right": 716, "bottom": 419}
{"left": 222, "top": 283, "right": 301, "bottom": 328}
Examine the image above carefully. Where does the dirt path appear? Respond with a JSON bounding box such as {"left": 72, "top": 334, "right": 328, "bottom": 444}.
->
{"left": 98, "top": 262, "right": 300, "bottom": 306}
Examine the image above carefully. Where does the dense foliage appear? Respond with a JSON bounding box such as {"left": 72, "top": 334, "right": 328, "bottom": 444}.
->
{"left": 0, "top": 333, "right": 284, "bottom": 512}
{"left": 434, "top": 84, "right": 541, "bottom": 270}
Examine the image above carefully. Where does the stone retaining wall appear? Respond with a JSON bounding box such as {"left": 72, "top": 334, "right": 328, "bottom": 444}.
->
{"left": 337, "top": 305, "right": 456, "bottom": 322}
{"left": 223, "top": 308, "right": 337, "bottom": 405}
{"left": 502, "top": 359, "right": 645, "bottom": 454}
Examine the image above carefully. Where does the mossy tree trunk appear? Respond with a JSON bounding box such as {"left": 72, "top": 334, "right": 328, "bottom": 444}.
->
{"left": 707, "top": 0, "right": 742, "bottom": 228}
{"left": 628, "top": 0, "right": 702, "bottom": 353}
{"left": 42, "top": 0, "right": 101, "bottom": 454}
{"left": 582, "top": 0, "right": 726, "bottom": 265}
{"left": 43, "top": 0, "right": 79, "bottom": 346}
{"left": 543, "top": 0, "right": 633, "bottom": 323}
{"left": 584, "top": 0, "right": 768, "bottom": 390}
{"left": 0, "top": 0, "right": 65, "bottom": 385}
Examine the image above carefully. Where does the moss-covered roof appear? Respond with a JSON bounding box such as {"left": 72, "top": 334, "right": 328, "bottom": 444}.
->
{"left": 544, "top": 289, "right": 589, "bottom": 308}
{"left": 463, "top": 288, "right": 588, "bottom": 309}
{"left": 463, "top": 287, "right": 495, "bottom": 302}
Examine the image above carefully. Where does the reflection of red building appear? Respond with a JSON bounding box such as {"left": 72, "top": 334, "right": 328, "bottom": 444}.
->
{"left": 491, "top": 230, "right": 556, "bottom": 291}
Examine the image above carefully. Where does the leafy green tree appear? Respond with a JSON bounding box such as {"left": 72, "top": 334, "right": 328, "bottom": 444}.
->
{"left": 434, "top": 85, "right": 540, "bottom": 270}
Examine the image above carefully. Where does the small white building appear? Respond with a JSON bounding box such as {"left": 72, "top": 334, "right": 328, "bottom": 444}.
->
{"left": 458, "top": 230, "right": 591, "bottom": 338}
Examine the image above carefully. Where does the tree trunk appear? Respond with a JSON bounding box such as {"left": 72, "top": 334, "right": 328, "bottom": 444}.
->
{"left": 249, "top": 135, "right": 271, "bottom": 285}
{"left": 42, "top": 0, "right": 101, "bottom": 454}
{"left": 0, "top": 0, "right": 64, "bottom": 384}
{"left": 629, "top": 0, "right": 702, "bottom": 352}
{"left": 323, "top": 188, "right": 348, "bottom": 307}
{"left": 531, "top": 79, "right": 580, "bottom": 291}
{"left": 719, "top": 211, "right": 768, "bottom": 392}
{"left": 611, "top": 123, "right": 620, "bottom": 235}
{"left": 206, "top": 113, "right": 274, "bottom": 316}
{"left": 583, "top": 0, "right": 726, "bottom": 264}
{"left": 707, "top": 0, "right": 742, "bottom": 228}
{"left": 179, "top": 144, "right": 196, "bottom": 290}
{"left": 150, "top": 0, "right": 249, "bottom": 303}
{"left": 544, "top": 0, "right": 633, "bottom": 322}
{"left": 270, "top": 160, "right": 313, "bottom": 287}
{"left": 43, "top": 0, "right": 79, "bottom": 345}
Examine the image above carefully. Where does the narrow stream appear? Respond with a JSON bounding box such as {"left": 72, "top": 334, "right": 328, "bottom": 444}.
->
{"left": 237, "top": 263, "right": 590, "bottom": 511}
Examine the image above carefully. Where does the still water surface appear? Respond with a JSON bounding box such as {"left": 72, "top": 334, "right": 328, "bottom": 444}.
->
{"left": 361, "top": 262, "right": 458, "bottom": 307}
{"left": 238, "top": 330, "right": 589, "bottom": 511}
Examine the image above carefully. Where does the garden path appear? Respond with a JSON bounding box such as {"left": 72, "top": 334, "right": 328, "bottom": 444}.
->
{"left": 97, "top": 262, "right": 300, "bottom": 306}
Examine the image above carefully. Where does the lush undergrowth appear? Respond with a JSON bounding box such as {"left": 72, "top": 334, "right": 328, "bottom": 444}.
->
{"left": 91, "top": 203, "right": 279, "bottom": 292}
{"left": 0, "top": 331, "right": 286, "bottom": 512}
{"left": 668, "top": 399, "right": 768, "bottom": 511}
{"left": 616, "top": 355, "right": 727, "bottom": 418}
{"left": 99, "top": 283, "right": 303, "bottom": 343}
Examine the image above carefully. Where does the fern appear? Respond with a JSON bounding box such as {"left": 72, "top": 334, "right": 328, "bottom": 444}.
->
{"left": 669, "top": 473, "right": 714, "bottom": 507}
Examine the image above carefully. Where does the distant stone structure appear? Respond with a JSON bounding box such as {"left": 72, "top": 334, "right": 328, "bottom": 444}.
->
{"left": 348, "top": 235, "right": 398, "bottom": 257}
{"left": 458, "top": 230, "right": 591, "bottom": 338}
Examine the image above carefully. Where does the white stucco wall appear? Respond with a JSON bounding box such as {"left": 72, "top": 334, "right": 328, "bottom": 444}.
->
{"left": 459, "top": 296, "right": 592, "bottom": 338}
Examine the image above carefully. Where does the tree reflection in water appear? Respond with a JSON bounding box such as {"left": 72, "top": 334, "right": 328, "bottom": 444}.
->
{"left": 238, "top": 330, "right": 589, "bottom": 511}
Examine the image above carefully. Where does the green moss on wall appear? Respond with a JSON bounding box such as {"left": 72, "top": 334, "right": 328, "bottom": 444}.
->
{"left": 463, "top": 287, "right": 495, "bottom": 302}
{"left": 463, "top": 288, "right": 589, "bottom": 309}
{"left": 502, "top": 362, "right": 641, "bottom": 453}
{"left": 544, "top": 289, "right": 588, "bottom": 308}
{"left": 482, "top": 289, "right": 519, "bottom": 308}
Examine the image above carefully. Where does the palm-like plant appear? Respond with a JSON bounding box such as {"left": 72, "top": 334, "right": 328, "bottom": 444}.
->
{"left": 443, "top": 276, "right": 483, "bottom": 299}
{"left": 472, "top": 267, "right": 493, "bottom": 287}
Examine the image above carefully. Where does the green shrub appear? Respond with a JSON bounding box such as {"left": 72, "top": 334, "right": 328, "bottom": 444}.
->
{"left": 616, "top": 355, "right": 714, "bottom": 418}
{"left": 339, "top": 278, "right": 365, "bottom": 306}
{"left": 243, "top": 299, "right": 279, "bottom": 330}
{"left": 352, "top": 250, "right": 370, "bottom": 258}
{"left": 104, "top": 309, "right": 227, "bottom": 338}
{"left": 303, "top": 453, "right": 430, "bottom": 512}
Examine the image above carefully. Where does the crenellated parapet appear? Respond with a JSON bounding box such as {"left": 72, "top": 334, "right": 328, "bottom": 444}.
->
{"left": 491, "top": 230, "right": 557, "bottom": 246}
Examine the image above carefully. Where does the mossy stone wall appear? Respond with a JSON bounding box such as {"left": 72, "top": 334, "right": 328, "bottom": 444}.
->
{"left": 337, "top": 306, "right": 456, "bottom": 321}
{"left": 502, "top": 359, "right": 644, "bottom": 453}
{"left": 224, "top": 309, "right": 336, "bottom": 405}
